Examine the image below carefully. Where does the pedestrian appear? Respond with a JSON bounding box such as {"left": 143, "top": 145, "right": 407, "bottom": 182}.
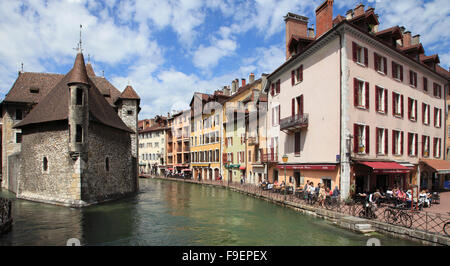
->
{"left": 318, "top": 184, "right": 326, "bottom": 207}
{"left": 332, "top": 186, "right": 340, "bottom": 198}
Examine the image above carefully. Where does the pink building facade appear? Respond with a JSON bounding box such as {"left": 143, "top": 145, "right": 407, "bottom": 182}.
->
{"left": 265, "top": 1, "right": 449, "bottom": 199}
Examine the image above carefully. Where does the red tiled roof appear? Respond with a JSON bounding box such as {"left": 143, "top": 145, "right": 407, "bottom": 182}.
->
{"left": 119, "top": 85, "right": 140, "bottom": 100}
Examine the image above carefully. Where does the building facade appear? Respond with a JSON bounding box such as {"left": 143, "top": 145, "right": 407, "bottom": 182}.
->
{"left": 138, "top": 116, "right": 167, "bottom": 175}
{"left": 165, "top": 110, "right": 191, "bottom": 174}
{"left": 264, "top": 1, "right": 449, "bottom": 198}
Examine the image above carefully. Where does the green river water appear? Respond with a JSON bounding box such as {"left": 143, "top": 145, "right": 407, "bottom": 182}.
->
{"left": 0, "top": 178, "right": 419, "bottom": 246}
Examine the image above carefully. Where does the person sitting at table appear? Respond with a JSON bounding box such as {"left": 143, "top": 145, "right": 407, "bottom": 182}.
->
{"left": 332, "top": 186, "right": 340, "bottom": 198}
{"left": 326, "top": 187, "right": 332, "bottom": 197}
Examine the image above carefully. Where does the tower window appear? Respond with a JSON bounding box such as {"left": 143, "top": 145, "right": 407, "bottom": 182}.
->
{"left": 43, "top": 157, "right": 48, "bottom": 172}
{"left": 16, "top": 133, "right": 22, "bottom": 143}
{"left": 105, "top": 157, "right": 110, "bottom": 172}
{"left": 76, "top": 124, "right": 82, "bottom": 143}
{"left": 76, "top": 88, "right": 83, "bottom": 105}
{"left": 16, "top": 109, "right": 23, "bottom": 120}
{"left": 127, "top": 110, "right": 133, "bottom": 115}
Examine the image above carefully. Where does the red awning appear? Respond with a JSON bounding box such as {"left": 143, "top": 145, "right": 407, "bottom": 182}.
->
{"left": 181, "top": 169, "right": 192, "bottom": 172}
{"left": 239, "top": 166, "right": 246, "bottom": 170}
{"left": 168, "top": 168, "right": 174, "bottom": 171}
{"left": 420, "top": 159, "right": 450, "bottom": 174}
{"left": 276, "top": 164, "right": 336, "bottom": 170}
{"left": 359, "top": 161, "right": 410, "bottom": 174}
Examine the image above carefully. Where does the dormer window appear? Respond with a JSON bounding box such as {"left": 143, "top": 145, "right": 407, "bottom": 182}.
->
{"left": 16, "top": 109, "right": 23, "bottom": 120}
{"left": 30, "top": 87, "right": 39, "bottom": 94}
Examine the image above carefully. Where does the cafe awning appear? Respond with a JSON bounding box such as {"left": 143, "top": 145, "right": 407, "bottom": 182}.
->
{"left": 239, "top": 166, "right": 246, "bottom": 170}
{"left": 420, "top": 159, "right": 450, "bottom": 174}
{"left": 359, "top": 161, "right": 410, "bottom": 174}
{"left": 276, "top": 164, "right": 336, "bottom": 170}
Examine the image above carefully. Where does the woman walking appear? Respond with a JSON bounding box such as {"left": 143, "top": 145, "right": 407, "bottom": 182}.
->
{"left": 318, "top": 184, "right": 327, "bottom": 208}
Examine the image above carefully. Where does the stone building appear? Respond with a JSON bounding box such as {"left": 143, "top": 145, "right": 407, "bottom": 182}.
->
{"left": 1, "top": 52, "right": 140, "bottom": 207}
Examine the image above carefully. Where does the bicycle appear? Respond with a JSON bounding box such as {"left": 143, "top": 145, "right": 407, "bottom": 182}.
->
{"left": 444, "top": 221, "right": 450, "bottom": 236}
{"left": 324, "top": 196, "right": 341, "bottom": 211}
{"left": 358, "top": 201, "right": 377, "bottom": 219}
{"left": 383, "top": 206, "right": 413, "bottom": 228}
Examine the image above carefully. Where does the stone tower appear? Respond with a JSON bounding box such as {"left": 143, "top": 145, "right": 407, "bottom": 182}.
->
{"left": 67, "top": 53, "right": 90, "bottom": 161}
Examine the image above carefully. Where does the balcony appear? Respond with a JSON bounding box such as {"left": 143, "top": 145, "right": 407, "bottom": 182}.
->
{"left": 280, "top": 113, "right": 308, "bottom": 133}
{"left": 261, "top": 152, "right": 278, "bottom": 163}
{"left": 247, "top": 136, "right": 258, "bottom": 145}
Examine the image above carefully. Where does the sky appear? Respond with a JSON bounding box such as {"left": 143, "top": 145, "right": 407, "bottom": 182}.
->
{"left": 0, "top": 0, "right": 449, "bottom": 119}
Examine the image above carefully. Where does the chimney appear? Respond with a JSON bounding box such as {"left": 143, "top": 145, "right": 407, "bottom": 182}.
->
{"left": 223, "top": 86, "right": 230, "bottom": 96}
{"left": 249, "top": 73, "right": 255, "bottom": 83}
{"left": 284, "top": 12, "right": 309, "bottom": 59}
{"left": 411, "top": 34, "right": 420, "bottom": 45}
{"left": 315, "top": 0, "right": 334, "bottom": 39}
{"left": 354, "top": 3, "right": 365, "bottom": 17}
{"left": 345, "top": 9, "right": 353, "bottom": 20}
{"left": 241, "top": 78, "right": 246, "bottom": 88}
{"left": 231, "top": 80, "right": 236, "bottom": 93}
{"left": 308, "top": 27, "right": 315, "bottom": 38}
{"left": 403, "top": 31, "right": 411, "bottom": 47}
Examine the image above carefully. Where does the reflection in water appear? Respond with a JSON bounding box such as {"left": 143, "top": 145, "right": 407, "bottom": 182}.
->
{"left": 0, "top": 179, "right": 419, "bottom": 246}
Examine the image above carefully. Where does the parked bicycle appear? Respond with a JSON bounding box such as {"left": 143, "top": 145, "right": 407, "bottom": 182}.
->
{"left": 444, "top": 221, "right": 450, "bottom": 236}
{"left": 324, "top": 196, "right": 341, "bottom": 211}
{"left": 383, "top": 206, "right": 413, "bottom": 228}
{"left": 358, "top": 201, "right": 377, "bottom": 219}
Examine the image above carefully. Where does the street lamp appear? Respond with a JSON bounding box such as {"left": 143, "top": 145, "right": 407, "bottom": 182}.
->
{"left": 282, "top": 154, "right": 288, "bottom": 201}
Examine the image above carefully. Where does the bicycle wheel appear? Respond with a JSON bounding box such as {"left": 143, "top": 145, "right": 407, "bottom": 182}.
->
{"left": 358, "top": 209, "right": 365, "bottom": 218}
{"left": 443, "top": 222, "right": 450, "bottom": 236}
{"left": 384, "top": 209, "right": 395, "bottom": 224}
{"left": 400, "top": 212, "right": 413, "bottom": 228}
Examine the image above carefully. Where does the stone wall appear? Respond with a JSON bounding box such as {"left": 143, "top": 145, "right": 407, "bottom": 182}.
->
{"left": 118, "top": 99, "right": 138, "bottom": 158}
{"left": 17, "top": 121, "right": 81, "bottom": 206}
{"left": 82, "top": 122, "right": 137, "bottom": 203}
{"left": 1, "top": 104, "right": 27, "bottom": 191}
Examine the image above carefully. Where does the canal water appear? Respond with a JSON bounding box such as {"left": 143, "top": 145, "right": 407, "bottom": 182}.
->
{"left": 0, "top": 178, "right": 418, "bottom": 246}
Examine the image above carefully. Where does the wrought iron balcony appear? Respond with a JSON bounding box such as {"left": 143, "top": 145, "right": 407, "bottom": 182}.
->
{"left": 280, "top": 113, "right": 308, "bottom": 132}
{"left": 261, "top": 152, "right": 278, "bottom": 163}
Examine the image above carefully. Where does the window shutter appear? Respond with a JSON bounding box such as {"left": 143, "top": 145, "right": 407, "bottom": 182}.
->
{"left": 364, "top": 47, "right": 368, "bottom": 67}
{"left": 400, "top": 65, "right": 403, "bottom": 81}
{"left": 415, "top": 134, "right": 418, "bottom": 156}
{"left": 354, "top": 78, "right": 359, "bottom": 106}
{"left": 299, "top": 95, "right": 304, "bottom": 115}
{"left": 365, "top": 82, "right": 369, "bottom": 109}
{"left": 439, "top": 109, "right": 442, "bottom": 127}
{"left": 291, "top": 70, "right": 295, "bottom": 86}
{"left": 365, "top": 126, "right": 370, "bottom": 154}
{"left": 292, "top": 98, "right": 295, "bottom": 116}
{"left": 414, "top": 73, "right": 417, "bottom": 87}
{"left": 278, "top": 105, "right": 280, "bottom": 124}
{"left": 408, "top": 133, "right": 411, "bottom": 155}
{"left": 415, "top": 100, "right": 417, "bottom": 121}
{"left": 385, "top": 129, "right": 388, "bottom": 155}
{"left": 409, "top": 71, "right": 413, "bottom": 85}
{"left": 271, "top": 83, "right": 274, "bottom": 96}
{"left": 392, "top": 61, "right": 396, "bottom": 78}
{"left": 422, "top": 103, "right": 425, "bottom": 124}
{"left": 384, "top": 89, "right": 388, "bottom": 114}
{"left": 276, "top": 80, "right": 280, "bottom": 94}
{"left": 383, "top": 57, "right": 387, "bottom": 75}
{"left": 392, "top": 92, "right": 395, "bottom": 115}
{"left": 401, "top": 95, "right": 404, "bottom": 117}
{"left": 433, "top": 138, "right": 436, "bottom": 157}
{"left": 400, "top": 131, "right": 404, "bottom": 155}
{"left": 296, "top": 66, "right": 300, "bottom": 81}
{"left": 375, "top": 87, "right": 379, "bottom": 111}
{"left": 354, "top": 124, "right": 358, "bottom": 153}
{"left": 407, "top": 98, "right": 411, "bottom": 120}
{"left": 434, "top": 108, "right": 437, "bottom": 126}
{"left": 376, "top": 128, "right": 379, "bottom": 154}
{"left": 300, "top": 65, "right": 303, "bottom": 81}
{"left": 374, "top": 53, "right": 378, "bottom": 70}
{"left": 422, "top": 136, "right": 425, "bottom": 157}
{"left": 439, "top": 139, "right": 442, "bottom": 158}
{"left": 428, "top": 105, "right": 430, "bottom": 124}
{"left": 423, "top": 77, "right": 428, "bottom": 91}
{"left": 352, "top": 42, "right": 357, "bottom": 62}
{"left": 428, "top": 137, "right": 430, "bottom": 156}
{"left": 392, "top": 131, "right": 395, "bottom": 155}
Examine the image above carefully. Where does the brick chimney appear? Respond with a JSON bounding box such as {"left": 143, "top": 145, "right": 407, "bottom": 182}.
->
{"left": 354, "top": 3, "right": 365, "bottom": 17}
{"left": 345, "top": 9, "right": 353, "bottom": 20}
{"left": 308, "top": 27, "right": 315, "bottom": 38}
{"left": 403, "top": 31, "right": 411, "bottom": 47}
{"left": 241, "top": 78, "right": 246, "bottom": 88}
{"left": 315, "top": 0, "right": 334, "bottom": 39}
{"left": 284, "top": 12, "right": 309, "bottom": 59}
{"left": 249, "top": 73, "right": 255, "bottom": 83}
{"left": 411, "top": 34, "right": 420, "bottom": 45}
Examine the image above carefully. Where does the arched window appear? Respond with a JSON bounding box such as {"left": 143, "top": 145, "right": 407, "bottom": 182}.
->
{"left": 105, "top": 157, "right": 110, "bottom": 172}
{"left": 43, "top": 157, "right": 48, "bottom": 172}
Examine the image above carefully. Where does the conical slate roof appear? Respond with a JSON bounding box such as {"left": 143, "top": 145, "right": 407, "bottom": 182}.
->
{"left": 86, "top": 62, "right": 96, "bottom": 77}
{"left": 14, "top": 53, "right": 133, "bottom": 133}
{"left": 119, "top": 85, "right": 140, "bottom": 100}
{"left": 67, "top": 53, "right": 90, "bottom": 87}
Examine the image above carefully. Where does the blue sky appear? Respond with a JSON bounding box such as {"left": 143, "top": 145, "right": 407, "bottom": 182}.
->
{"left": 0, "top": 0, "right": 449, "bottom": 119}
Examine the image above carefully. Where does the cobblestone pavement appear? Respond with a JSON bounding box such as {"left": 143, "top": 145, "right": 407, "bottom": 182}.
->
{"left": 427, "top": 191, "right": 450, "bottom": 214}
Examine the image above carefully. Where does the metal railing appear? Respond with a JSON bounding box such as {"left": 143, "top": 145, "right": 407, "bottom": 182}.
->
{"left": 280, "top": 113, "right": 308, "bottom": 131}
